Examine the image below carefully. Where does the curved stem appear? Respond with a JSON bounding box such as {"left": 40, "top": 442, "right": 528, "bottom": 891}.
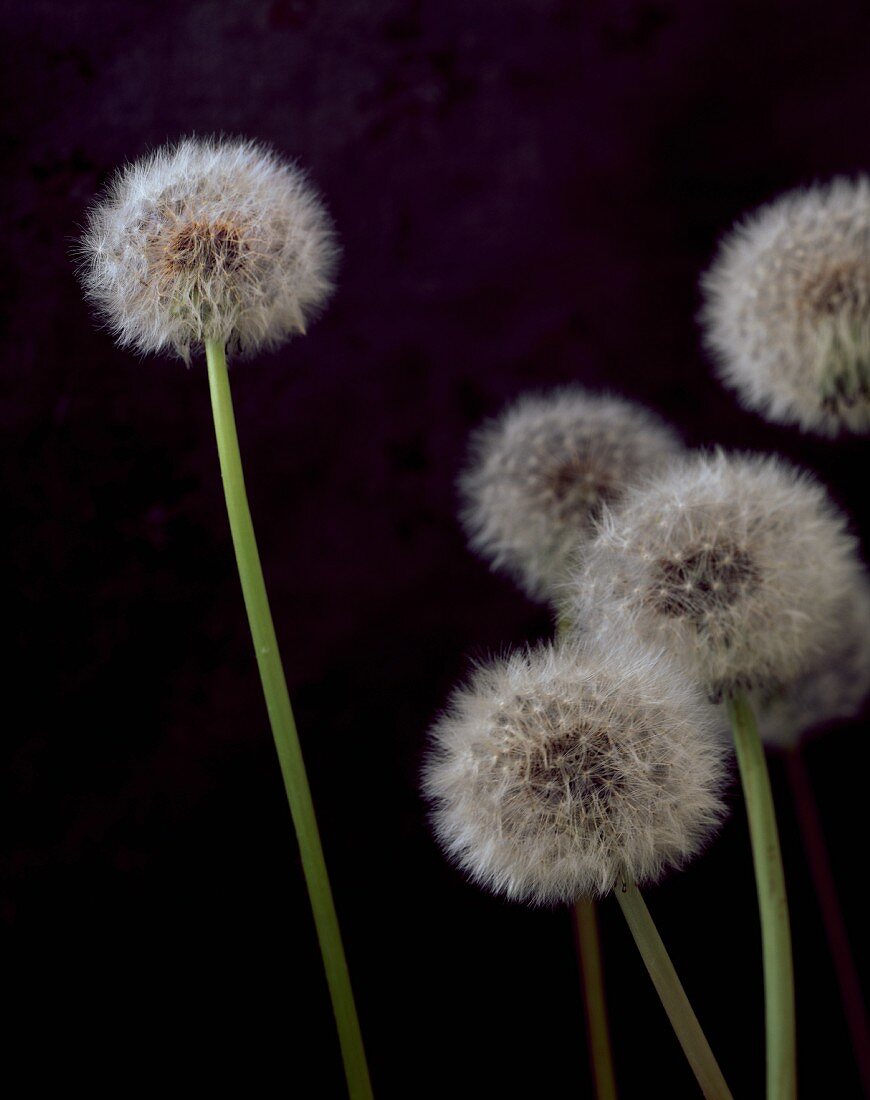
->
{"left": 573, "top": 899, "right": 618, "bottom": 1100}
{"left": 205, "top": 340, "right": 373, "bottom": 1100}
{"left": 785, "top": 746, "right": 870, "bottom": 1094}
{"left": 615, "top": 880, "right": 733, "bottom": 1100}
{"left": 726, "top": 691, "right": 796, "bottom": 1100}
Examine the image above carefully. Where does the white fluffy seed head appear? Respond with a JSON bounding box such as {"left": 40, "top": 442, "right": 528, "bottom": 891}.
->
{"left": 458, "top": 388, "right": 684, "bottom": 602}
{"left": 562, "top": 451, "right": 862, "bottom": 701}
{"left": 422, "top": 638, "right": 727, "bottom": 904}
{"left": 752, "top": 575, "right": 870, "bottom": 749}
{"left": 77, "top": 136, "right": 338, "bottom": 361}
{"left": 701, "top": 177, "right": 870, "bottom": 435}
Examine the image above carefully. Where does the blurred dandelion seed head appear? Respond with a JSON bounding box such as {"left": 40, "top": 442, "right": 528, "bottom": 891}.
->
{"left": 753, "top": 574, "right": 870, "bottom": 748}
{"left": 458, "top": 389, "right": 684, "bottom": 602}
{"left": 701, "top": 177, "right": 870, "bottom": 435}
{"left": 422, "top": 639, "right": 726, "bottom": 904}
{"left": 77, "top": 136, "right": 339, "bottom": 361}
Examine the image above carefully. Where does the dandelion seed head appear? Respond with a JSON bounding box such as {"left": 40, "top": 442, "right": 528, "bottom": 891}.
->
{"left": 422, "top": 638, "right": 726, "bottom": 904}
{"left": 458, "top": 389, "right": 684, "bottom": 602}
{"left": 753, "top": 575, "right": 870, "bottom": 748}
{"left": 77, "top": 136, "right": 338, "bottom": 361}
{"left": 563, "top": 451, "right": 862, "bottom": 700}
{"left": 701, "top": 177, "right": 870, "bottom": 435}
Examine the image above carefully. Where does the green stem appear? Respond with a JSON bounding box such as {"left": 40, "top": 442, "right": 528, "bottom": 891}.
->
{"left": 558, "top": 617, "right": 619, "bottom": 1098}
{"left": 615, "top": 880, "right": 733, "bottom": 1100}
{"left": 557, "top": 618, "right": 618, "bottom": 1097}
{"left": 726, "top": 691, "right": 796, "bottom": 1100}
{"left": 205, "top": 340, "right": 373, "bottom": 1100}
{"left": 573, "top": 899, "right": 618, "bottom": 1100}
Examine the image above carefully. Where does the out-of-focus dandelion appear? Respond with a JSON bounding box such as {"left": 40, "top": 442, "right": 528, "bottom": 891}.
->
{"left": 701, "top": 177, "right": 870, "bottom": 436}
{"left": 76, "top": 137, "right": 370, "bottom": 1100}
{"left": 458, "top": 388, "right": 683, "bottom": 603}
{"left": 753, "top": 578, "right": 870, "bottom": 749}
{"left": 755, "top": 577, "right": 870, "bottom": 1094}
{"left": 423, "top": 636, "right": 733, "bottom": 1097}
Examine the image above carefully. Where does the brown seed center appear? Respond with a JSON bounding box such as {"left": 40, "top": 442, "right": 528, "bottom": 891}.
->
{"left": 491, "top": 696, "right": 627, "bottom": 822}
{"left": 648, "top": 542, "right": 759, "bottom": 621}
{"left": 164, "top": 218, "right": 246, "bottom": 273}
{"left": 802, "top": 262, "right": 868, "bottom": 319}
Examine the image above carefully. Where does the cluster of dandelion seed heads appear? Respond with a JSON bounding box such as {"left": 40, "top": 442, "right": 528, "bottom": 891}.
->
{"left": 458, "top": 389, "right": 684, "bottom": 602}
{"left": 423, "top": 639, "right": 727, "bottom": 903}
{"left": 562, "top": 451, "right": 862, "bottom": 701}
{"left": 752, "top": 575, "right": 870, "bottom": 749}
{"left": 701, "top": 176, "right": 870, "bottom": 435}
{"left": 78, "top": 136, "right": 339, "bottom": 361}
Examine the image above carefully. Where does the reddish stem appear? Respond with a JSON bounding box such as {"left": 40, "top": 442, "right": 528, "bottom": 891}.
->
{"left": 785, "top": 746, "right": 870, "bottom": 1094}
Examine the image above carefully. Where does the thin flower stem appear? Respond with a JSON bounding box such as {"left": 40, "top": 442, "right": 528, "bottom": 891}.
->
{"left": 204, "top": 339, "right": 372, "bottom": 1100}
{"left": 573, "top": 899, "right": 618, "bottom": 1100}
{"left": 615, "top": 879, "right": 733, "bottom": 1100}
{"left": 726, "top": 691, "right": 796, "bottom": 1100}
{"left": 785, "top": 745, "right": 870, "bottom": 1094}
{"left": 557, "top": 615, "right": 619, "bottom": 1100}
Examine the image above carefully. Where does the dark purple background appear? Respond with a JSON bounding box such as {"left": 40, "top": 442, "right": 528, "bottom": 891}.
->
{"left": 3, "top": 1, "right": 869, "bottom": 1095}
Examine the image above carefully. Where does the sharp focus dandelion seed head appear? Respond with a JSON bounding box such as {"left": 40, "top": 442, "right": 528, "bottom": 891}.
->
{"left": 563, "top": 451, "right": 862, "bottom": 701}
{"left": 701, "top": 176, "right": 870, "bottom": 435}
{"left": 76, "top": 136, "right": 339, "bottom": 361}
{"left": 458, "top": 388, "right": 684, "bottom": 602}
{"left": 422, "top": 639, "right": 727, "bottom": 904}
{"left": 753, "top": 575, "right": 870, "bottom": 749}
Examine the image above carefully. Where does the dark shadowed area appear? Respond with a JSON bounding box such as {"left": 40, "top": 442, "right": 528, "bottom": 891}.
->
{"left": 3, "top": 1, "right": 869, "bottom": 1095}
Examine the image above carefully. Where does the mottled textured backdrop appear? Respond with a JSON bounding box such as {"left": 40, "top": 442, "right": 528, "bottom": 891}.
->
{"left": 3, "top": 1, "right": 869, "bottom": 1095}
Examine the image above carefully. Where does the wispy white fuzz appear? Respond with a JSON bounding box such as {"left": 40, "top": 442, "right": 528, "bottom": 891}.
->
{"left": 563, "top": 451, "right": 862, "bottom": 701}
{"left": 422, "top": 638, "right": 726, "bottom": 904}
{"left": 701, "top": 177, "right": 870, "bottom": 435}
{"left": 77, "top": 136, "right": 338, "bottom": 361}
{"left": 458, "top": 388, "right": 684, "bottom": 602}
{"left": 752, "top": 577, "right": 870, "bottom": 748}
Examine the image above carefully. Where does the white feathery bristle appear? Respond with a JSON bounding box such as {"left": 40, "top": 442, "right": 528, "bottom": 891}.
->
{"left": 701, "top": 177, "right": 870, "bottom": 436}
{"left": 422, "top": 637, "right": 727, "bottom": 904}
{"left": 77, "top": 136, "right": 338, "bottom": 361}
{"left": 562, "top": 450, "right": 863, "bottom": 701}
{"left": 752, "top": 574, "right": 870, "bottom": 748}
{"left": 458, "top": 388, "right": 684, "bottom": 602}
